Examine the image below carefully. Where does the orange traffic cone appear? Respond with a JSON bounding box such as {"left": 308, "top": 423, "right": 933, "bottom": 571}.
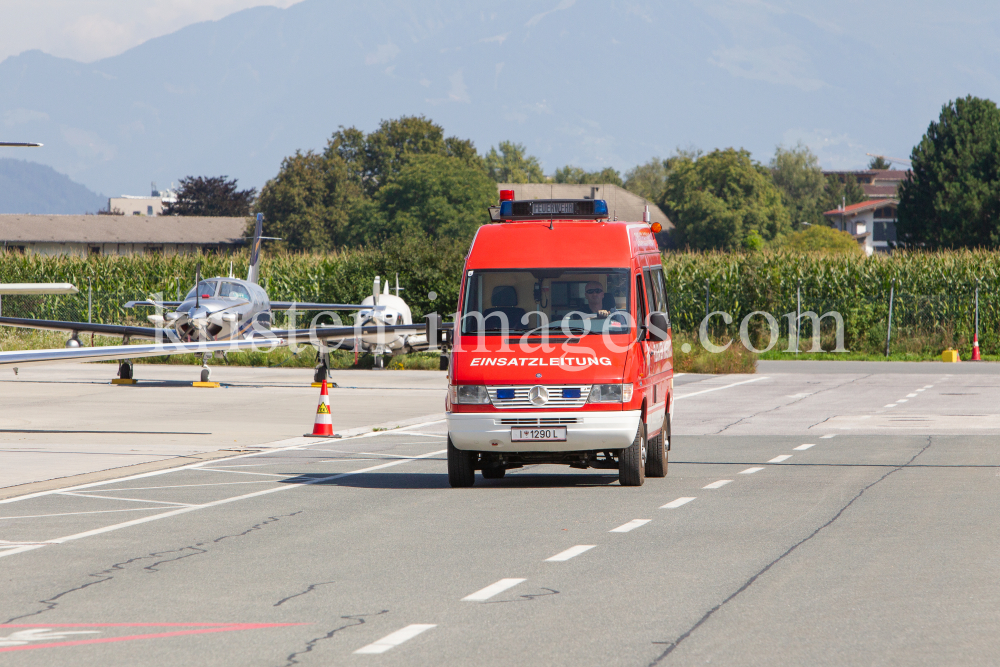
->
{"left": 972, "top": 333, "right": 981, "bottom": 361}
{"left": 304, "top": 379, "right": 341, "bottom": 438}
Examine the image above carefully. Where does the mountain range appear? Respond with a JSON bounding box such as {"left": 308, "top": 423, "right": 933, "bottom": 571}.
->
{"left": 0, "top": 158, "right": 106, "bottom": 214}
{"left": 1, "top": 1, "right": 995, "bottom": 198}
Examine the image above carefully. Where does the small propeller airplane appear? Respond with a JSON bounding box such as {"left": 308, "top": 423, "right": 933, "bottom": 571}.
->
{"left": 0, "top": 215, "right": 447, "bottom": 381}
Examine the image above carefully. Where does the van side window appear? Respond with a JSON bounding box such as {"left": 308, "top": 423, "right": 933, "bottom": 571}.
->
{"left": 648, "top": 267, "right": 670, "bottom": 328}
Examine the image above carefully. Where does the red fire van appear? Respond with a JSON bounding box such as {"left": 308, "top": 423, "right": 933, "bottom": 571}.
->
{"left": 446, "top": 195, "right": 673, "bottom": 487}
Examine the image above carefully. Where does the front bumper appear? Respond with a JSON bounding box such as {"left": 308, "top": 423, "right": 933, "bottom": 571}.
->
{"left": 447, "top": 410, "right": 642, "bottom": 452}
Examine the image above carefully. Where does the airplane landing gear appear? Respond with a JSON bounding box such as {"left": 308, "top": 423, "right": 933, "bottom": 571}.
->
{"left": 118, "top": 360, "right": 133, "bottom": 380}
{"left": 200, "top": 353, "right": 211, "bottom": 382}
{"left": 313, "top": 364, "right": 327, "bottom": 383}
{"left": 374, "top": 354, "right": 385, "bottom": 370}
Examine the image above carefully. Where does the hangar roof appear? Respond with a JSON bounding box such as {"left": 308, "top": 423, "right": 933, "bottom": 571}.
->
{"left": 0, "top": 215, "right": 249, "bottom": 244}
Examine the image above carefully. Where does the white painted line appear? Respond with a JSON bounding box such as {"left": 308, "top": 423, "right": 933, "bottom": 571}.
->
{"left": 923, "top": 385, "right": 933, "bottom": 389}
{"left": 59, "top": 492, "right": 194, "bottom": 507}
{"left": 897, "top": 398, "right": 908, "bottom": 403}
{"left": 545, "top": 545, "right": 596, "bottom": 561}
{"left": 661, "top": 497, "right": 696, "bottom": 509}
{"left": 906, "top": 393, "right": 917, "bottom": 398}
{"left": 768, "top": 455, "right": 792, "bottom": 463}
{"left": 739, "top": 467, "right": 764, "bottom": 474}
{"left": 196, "top": 469, "right": 291, "bottom": 477}
{"left": 0, "top": 507, "right": 164, "bottom": 521}
{"left": 674, "top": 376, "right": 768, "bottom": 400}
{"left": 884, "top": 404, "right": 897, "bottom": 408}
{"left": 610, "top": 519, "right": 651, "bottom": 533}
{"left": 0, "top": 449, "right": 447, "bottom": 561}
{"left": 702, "top": 480, "right": 732, "bottom": 489}
{"left": 0, "top": 417, "right": 447, "bottom": 506}
{"left": 461, "top": 578, "right": 526, "bottom": 601}
{"left": 820, "top": 434, "right": 836, "bottom": 439}
{"left": 354, "top": 624, "right": 436, "bottom": 654}
{"left": 97, "top": 481, "right": 275, "bottom": 492}
{"left": 794, "top": 444, "right": 815, "bottom": 451}
{"left": 376, "top": 432, "right": 447, "bottom": 438}
{"left": 916, "top": 388, "right": 926, "bottom": 392}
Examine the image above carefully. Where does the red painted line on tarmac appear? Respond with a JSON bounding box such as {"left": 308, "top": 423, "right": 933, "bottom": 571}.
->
{"left": 0, "top": 623, "right": 305, "bottom": 652}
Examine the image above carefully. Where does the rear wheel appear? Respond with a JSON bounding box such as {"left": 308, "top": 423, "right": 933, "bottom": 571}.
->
{"left": 646, "top": 433, "right": 667, "bottom": 477}
{"left": 447, "top": 436, "right": 475, "bottom": 487}
{"left": 619, "top": 422, "right": 646, "bottom": 486}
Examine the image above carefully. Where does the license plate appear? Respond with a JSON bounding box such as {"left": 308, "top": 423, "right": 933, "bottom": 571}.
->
{"left": 511, "top": 426, "right": 567, "bottom": 442}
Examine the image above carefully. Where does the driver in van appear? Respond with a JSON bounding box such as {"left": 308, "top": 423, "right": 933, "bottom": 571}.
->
{"left": 584, "top": 281, "right": 611, "bottom": 317}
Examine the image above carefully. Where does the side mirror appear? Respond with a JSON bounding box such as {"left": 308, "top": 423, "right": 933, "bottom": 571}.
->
{"left": 646, "top": 311, "right": 669, "bottom": 342}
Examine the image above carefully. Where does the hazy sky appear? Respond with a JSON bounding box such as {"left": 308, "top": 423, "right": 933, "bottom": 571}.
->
{"left": 0, "top": 0, "right": 301, "bottom": 62}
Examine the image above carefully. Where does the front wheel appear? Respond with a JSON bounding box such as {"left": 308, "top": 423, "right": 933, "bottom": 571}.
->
{"left": 447, "top": 436, "right": 475, "bottom": 487}
{"left": 619, "top": 422, "right": 646, "bottom": 486}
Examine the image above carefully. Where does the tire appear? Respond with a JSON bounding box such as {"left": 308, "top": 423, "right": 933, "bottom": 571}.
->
{"left": 447, "top": 436, "right": 475, "bottom": 487}
{"left": 119, "top": 362, "right": 133, "bottom": 380}
{"left": 481, "top": 464, "right": 506, "bottom": 479}
{"left": 200, "top": 367, "right": 211, "bottom": 382}
{"left": 619, "top": 421, "right": 646, "bottom": 486}
{"left": 313, "top": 365, "right": 327, "bottom": 383}
{"left": 646, "top": 431, "right": 667, "bottom": 478}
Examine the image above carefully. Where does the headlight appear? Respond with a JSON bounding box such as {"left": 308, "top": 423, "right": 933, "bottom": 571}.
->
{"left": 588, "top": 384, "right": 634, "bottom": 403}
{"left": 450, "top": 385, "right": 491, "bottom": 404}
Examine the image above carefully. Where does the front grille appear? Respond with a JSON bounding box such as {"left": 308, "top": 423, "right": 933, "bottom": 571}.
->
{"left": 498, "top": 417, "right": 580, "bottom": 425}
{"left": 487, "top": 385, "right": 591, "bottom": 409}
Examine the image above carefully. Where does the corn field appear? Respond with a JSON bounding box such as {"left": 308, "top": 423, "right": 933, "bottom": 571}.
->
{"left": 662, "top": 250, "right": 999, "bottom": 355}
{"left": 1, "top": 247, "right": 998, "bottom": 356}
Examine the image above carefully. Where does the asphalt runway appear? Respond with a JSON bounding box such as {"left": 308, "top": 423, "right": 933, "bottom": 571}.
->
{"left": 1, "top": 364, "right": 999, "bottom": 665}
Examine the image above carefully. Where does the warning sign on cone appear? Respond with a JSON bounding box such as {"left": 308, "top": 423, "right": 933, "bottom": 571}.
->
{"left": 304, "top": 379, "right": 340, "bottom": 438}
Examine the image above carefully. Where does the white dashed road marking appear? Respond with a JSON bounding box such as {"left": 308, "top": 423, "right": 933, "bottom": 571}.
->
{"left": 794, "top": 444, "right": 815, "bottom": 451}
{"left": 884, "top": 404, "right": 897, "bottom": 408}
{"left": 906, "top": 393, "right": 918, "bottom": 397}
{"left": 661, "top": 497, "right": 696, "bottom": 509}
{"left": 354, "top": 624, "right": 436, "bottom": 654}
{"left": 739, "top": 467, "right": 765, "bottom": 474}
{"left": 702, "top": 480, "right": 732, "bottom": 489}
{"left": 768, "top": 455, "right": 792, "bottom": 463}
{"left": 610, "top": 519, "right": 651, "bottom": 533}
{"left": 546, "top": 545, "right": 596, "bottom": 561}
{"left": 820, "top": 434, "right": 836, "bottom": 439}
{"left": 462, "top": 578, "right": 526, "bottom": 601}
{"left": 897, "top": 399, "right": 908, "bottom": 403}
{"left": 674, "top": 377, "right": 768, "bottom": 400}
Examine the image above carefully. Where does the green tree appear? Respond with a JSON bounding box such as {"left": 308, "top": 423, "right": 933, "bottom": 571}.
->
{"left": 484, "top": 141, "right": 546, "bottom": 183}
{"left": 254, "top": 151, "right": 365, "bottom": 251}
{"left": 624, "top": 158, "right": 668, "bottom": 202}
{"left": 163, "top": 175, "right": 256, "bottom": 216}
{"left": 553, "top": 165, "right": 623, "bottom": 186}
{"left": 775, "top": 225, "right": 863, "bottom": 254}
{"left": 821, "top": 173, "right": 867, "bottom": 215}
{"left": 327, "top": 116, "right": 481, "bottom": 197}
{"left": 868, "top": 155, "right": 892, "bottom": 170}
{"left": 770, "top": 143, "right": 827, "bottom": 226}
{"left": 374, "top": 154, "right": 497, "bottom": 242}
{"left": 898, "top": 95, "right": 1000, "bottom": 248}
{"left": 660, "top": 148, "right": 790, "bottom": 250}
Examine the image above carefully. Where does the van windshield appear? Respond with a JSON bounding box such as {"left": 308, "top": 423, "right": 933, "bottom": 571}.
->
{"left": 461, "top": 269, "right": 632, "bottom": 335}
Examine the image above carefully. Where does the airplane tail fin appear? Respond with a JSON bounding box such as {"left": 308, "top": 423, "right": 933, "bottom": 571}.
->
{"left": 247, "top": 213, "right": 263, "bottom": 284}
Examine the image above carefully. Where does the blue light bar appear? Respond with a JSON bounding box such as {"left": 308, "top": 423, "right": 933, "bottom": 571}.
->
{"left": 497, "top": 199, "right": 611, "bottom": 221}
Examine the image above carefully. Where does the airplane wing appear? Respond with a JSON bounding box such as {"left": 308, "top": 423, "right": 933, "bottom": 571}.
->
{"left": 0, "top": 337, "right": 284, "bottom": 367}
{"left": 125, "top": 300, "right": 183, "bottom": 308}
{"left": 269, "top": 302, "right": 368, "bottom": 311}
{"left": 271, "top": 322, "right": 428, "bottom": 341}
{"left": 0, "top": 316, "right": 162, "bottom": 340}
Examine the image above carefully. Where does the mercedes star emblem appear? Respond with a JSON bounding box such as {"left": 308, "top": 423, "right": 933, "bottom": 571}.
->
{"left": 529, "top": 385, "right": 549, "bottom": 406}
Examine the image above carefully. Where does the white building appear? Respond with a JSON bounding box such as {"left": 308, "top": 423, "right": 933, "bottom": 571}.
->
{"left": 823, "top": 199, "right": 898, "bottom": 256}
{"left": 107, "top": 182, "right": 178, "bottom": 216}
